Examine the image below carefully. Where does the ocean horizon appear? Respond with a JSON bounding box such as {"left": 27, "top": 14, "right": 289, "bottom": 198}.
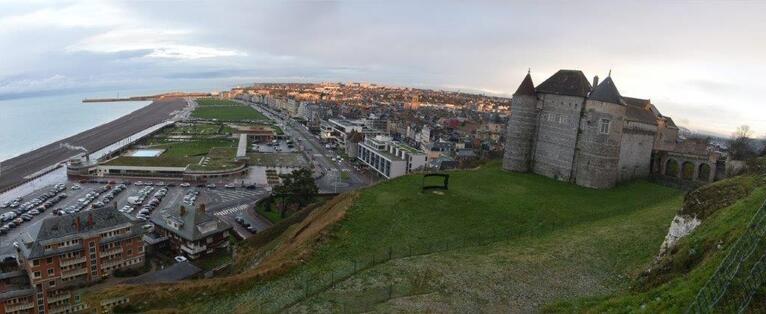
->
{"left": 0, "top": 91, "right": 159, "bottom": 163}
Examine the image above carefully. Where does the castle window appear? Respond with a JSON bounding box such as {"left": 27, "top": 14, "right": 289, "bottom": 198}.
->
{"left": 559, "top": 115, "right": 567, "bottom": 124}
{"left": 599, "top": 119, "right": 611, "bottom": 134}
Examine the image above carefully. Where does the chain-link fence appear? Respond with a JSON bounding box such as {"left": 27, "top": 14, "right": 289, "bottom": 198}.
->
{"left": 687, "top": 199, "right": 766, "bottom": 313}
{"left": 242, "top": 228, "right": 517, "bottom": 313}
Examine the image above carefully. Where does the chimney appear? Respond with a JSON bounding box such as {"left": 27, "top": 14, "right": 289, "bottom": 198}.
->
{"left": 88, "top": 213, "right": 94, "bottom": 226}
{"left": 593, "top": 75, "right": 599, "bottom": 88}
{"left": 75, "top": 217, "right": 81, "bottom": 232}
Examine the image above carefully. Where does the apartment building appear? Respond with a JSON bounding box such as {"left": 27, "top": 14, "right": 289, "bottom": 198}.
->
{"left": 149, "top": 206, "right": 231, "bottom": 260}
{"left": 0, "top": 270, "right": 34, "bottom": 314}
{"left": 9, "top": 208, "right": 144, "bottom": 314}
{"left": 357, "top": 135, "right": 427, "bottom": 179}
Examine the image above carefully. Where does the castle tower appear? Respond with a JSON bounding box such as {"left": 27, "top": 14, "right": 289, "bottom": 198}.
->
{"left": 503, "top": 72, "right": 538, "bottom": 172}
{"left": 574, "top": 76, "right": 627, "bottom": 189}
{"left": 531, "top": 70, "right": 592, "bottom": 181}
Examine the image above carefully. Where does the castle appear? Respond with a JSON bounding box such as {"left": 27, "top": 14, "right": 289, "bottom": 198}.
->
{"left": 503, "top": 69, "right": 704, "bottom": 189}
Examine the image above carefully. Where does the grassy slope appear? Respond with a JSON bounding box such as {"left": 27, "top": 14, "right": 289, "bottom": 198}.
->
{"left": 295, "top": 197, "right": 680, "bottom": 312}
{"left": 547, "top": 185, "right": 766, "bottom": 313}
{"left": 150, "top": 161, "right": 682, "bottom": 312}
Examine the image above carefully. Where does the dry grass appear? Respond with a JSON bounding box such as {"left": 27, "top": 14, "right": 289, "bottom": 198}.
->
{"left": 83, "top": 192, "right": 358, "bottom": 313}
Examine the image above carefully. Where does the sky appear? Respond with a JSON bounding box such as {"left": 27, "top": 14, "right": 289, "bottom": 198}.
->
{"left": 1, "top": 1, "right": 765, "bottom": 137}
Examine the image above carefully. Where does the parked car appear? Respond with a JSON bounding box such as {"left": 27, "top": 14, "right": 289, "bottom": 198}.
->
{"left": 206, "top": 184, "right": 216, "bottom": 189}
{"left": 174, "top": 256, "right": 188, "bottom": 263}
{"left": 180, "top": 182, "right": 191, "bottom": 188}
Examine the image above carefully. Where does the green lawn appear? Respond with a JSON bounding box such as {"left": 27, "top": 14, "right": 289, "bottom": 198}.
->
{"left": 163, "top": 123, "right": 225, "bottom": 135}
{"left": 196, "top": 98, "right": 242, "bottom": 106}
{"left": 106, "top": 139, "right": 237, "bottom": 169}
{"left": 160, "top": 161, "right": 683, "bottom": 312}
{"left": 192, "top": 104, "right": 268, "bottom": 121}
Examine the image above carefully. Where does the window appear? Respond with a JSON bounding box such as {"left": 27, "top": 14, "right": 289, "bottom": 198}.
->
{"left": 48, "top": 280, "right": 55, "bottom": 288}
{"left": 33, "top": 271, "right": 41, "bottom": 278}
{"left": 33, "top": 260, "right": 40, "bottom": 266}
{"left": 547, "top": 114, "right": 555, "bottom": 122}
{"left": 47, "top": 268, "right": 53, "bottom": 275}
{"left": 47, "top": 257, "right": 53, "bottom": 264}
{"left": 599, "top": 119, "right": 611, "bottom": 134}
{"left": 559, "top": 115, "right": 567, "bottom": 124}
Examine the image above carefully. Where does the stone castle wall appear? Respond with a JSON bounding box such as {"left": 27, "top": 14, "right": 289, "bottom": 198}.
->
{"left": 618, "top": 121, "right": 657, "bottom": 182}
{"left": 502, "top": 95, "right": 538, "bottom": 172}
{"left": 532, "top": 94, "right": 585, "bottom": 181}
{"left": 573, "top": 100, "right": 626, "bottom": 189}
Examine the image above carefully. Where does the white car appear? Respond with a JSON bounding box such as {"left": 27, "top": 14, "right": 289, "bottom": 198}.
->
{"left": 174, "top": 256, "right": 188, "bottom": 263}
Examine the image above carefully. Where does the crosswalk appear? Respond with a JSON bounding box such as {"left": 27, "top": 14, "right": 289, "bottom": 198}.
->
{"left": 214, "top": 204, "right": 248, "bottom": 217}
{"left": 213, "top": 190, "right": 261, "bottom": 203}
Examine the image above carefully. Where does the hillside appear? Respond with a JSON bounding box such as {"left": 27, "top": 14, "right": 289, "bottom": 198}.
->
{"left": 547, "top": 164, "right": 766, "bottom": 312}
{"left": 87, "top": 161, "right": 684, "bottom": 312}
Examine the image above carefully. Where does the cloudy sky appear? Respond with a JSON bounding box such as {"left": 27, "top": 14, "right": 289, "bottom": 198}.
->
{"left": 1, "top": 0, "right": 765, "bottom": 136}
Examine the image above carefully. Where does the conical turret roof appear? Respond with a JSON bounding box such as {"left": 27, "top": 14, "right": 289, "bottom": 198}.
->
{"left": 513, "top": 72, "right": 536, "bottom": 96}
{"left": 588, "top": 76, "right": 625, "bottom": 105}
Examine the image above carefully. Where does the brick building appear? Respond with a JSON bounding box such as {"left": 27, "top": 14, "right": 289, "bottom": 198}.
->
{"left": 4, "top": 208, "right": 145, "bottom": 314}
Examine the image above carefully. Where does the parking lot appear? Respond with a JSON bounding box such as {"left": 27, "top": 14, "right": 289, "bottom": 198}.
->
{"left": 0, "top": 179, "right": 271, "bottom": 248}
{"left": 251, "top": 138, "right": 299, "bottom": 153}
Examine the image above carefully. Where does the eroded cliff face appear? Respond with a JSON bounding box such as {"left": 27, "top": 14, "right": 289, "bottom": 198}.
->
{"left": 638, "top": 174, "right": 759, "bottom": 290}
{"left": 657, "top": 214, "right": 702, "bottom": 257}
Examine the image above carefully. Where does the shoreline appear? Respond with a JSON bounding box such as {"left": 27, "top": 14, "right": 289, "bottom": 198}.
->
{"left": 0, "top": 97, "right": 190, "bottom": 193}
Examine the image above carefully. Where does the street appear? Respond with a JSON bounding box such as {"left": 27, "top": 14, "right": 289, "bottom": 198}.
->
{"left": 245, "top": 101, "right": 374, "bottom": 193}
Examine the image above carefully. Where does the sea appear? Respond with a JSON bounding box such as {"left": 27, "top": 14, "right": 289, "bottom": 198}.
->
{"left": 0, "top": 91, "right": 158, "bottom": 162}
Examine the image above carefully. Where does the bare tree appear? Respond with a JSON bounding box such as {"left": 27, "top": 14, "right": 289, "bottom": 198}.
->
{"left": 734, "top": 125, "right": 754, "bottom": 139}
{"left": 731, "top": 125, "right": 757, "bottom": 160}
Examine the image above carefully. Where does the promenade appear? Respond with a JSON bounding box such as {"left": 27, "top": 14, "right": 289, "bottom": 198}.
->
{"left": 0, "top": 98, "right": 188, "bottom": 192}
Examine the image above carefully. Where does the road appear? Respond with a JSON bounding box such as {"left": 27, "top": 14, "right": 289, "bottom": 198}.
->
{"left": 244, "top": 101, "right": 373, "bottom": 193}
{"left": 0, "top": 97, "right": 189, "bottom": 192}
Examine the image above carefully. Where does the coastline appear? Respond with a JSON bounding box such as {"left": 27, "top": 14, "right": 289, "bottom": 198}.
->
{"left": 0, "top": 97, "right": 190, "bottom": 193}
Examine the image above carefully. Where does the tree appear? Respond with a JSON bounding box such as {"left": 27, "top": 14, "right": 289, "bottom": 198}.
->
{"left": 731, "top": 125, "right": 757, "bottom": 160}
{"left": 273, "top": 168, "right": 319, "bottom": 217}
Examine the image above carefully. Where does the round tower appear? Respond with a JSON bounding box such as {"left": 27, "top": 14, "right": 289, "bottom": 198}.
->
{"left": 503, "top": 72, "right": 538, "bottom": 172}
{"left": 574, "top": 76, "right": 627, "bottom": 188}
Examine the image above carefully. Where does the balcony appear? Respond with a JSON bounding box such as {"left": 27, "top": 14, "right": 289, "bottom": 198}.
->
{"left": 61, "top": 267, "right": 87, "bottom": 280}
{"left": 99, "top": 247, "right": 123, "bottom": 258}
{"left": 5, "top": 302, "right": 34, "bottom": 313}
{"left": 100, "top": 259, "right": 124, "bottom": 270}
{"left": 60, "top": 256, "right": 86, "bottom": 267}
{"left": 47, "top": 292, "right": 71, "bottom": 304}
{"left": 49, "top": 303, "right": 74, "bottom": 314}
